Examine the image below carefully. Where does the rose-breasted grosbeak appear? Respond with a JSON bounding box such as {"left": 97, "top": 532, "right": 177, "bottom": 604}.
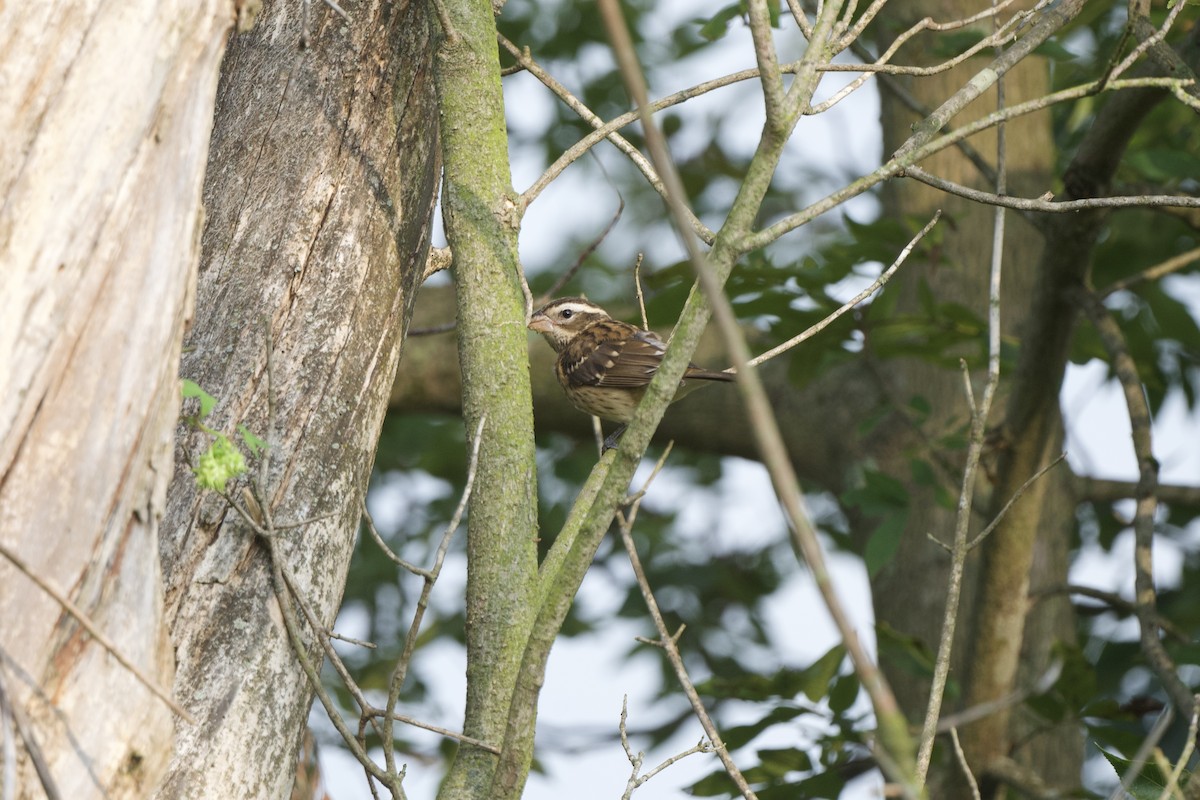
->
{"left": 528, "top": 297, "right": 734, "bottom": 447}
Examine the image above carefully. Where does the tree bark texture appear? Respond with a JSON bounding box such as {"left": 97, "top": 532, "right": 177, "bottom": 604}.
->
{"left": 155, "top": 0, "right": 439, "bottom": 796}
{"left": 429, "top": 1, "right": 543, "bottom": 795}
{"left": 872, "top": 3, "right": 1082, "bottom": 790}
{"left": 0, "top": 2, "right": 229, "bottom": 797}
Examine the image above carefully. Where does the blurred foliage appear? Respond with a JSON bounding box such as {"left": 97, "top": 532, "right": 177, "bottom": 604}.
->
{"left": 326, "top": 0, "right": 1200, "bottom": 794}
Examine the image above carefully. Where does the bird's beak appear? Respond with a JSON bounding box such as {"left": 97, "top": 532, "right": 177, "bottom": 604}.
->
{"left": 527, "top": 312, "right": 552, "bottom": 333}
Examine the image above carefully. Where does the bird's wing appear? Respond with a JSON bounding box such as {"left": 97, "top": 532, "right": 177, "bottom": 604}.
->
{"left": 561, "top": 323, "right": 666, "bottom": 388}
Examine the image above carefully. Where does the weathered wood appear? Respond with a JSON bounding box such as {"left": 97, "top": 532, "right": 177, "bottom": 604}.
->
{"left": 0, "top": 1, "right": 230, "bottom": 797}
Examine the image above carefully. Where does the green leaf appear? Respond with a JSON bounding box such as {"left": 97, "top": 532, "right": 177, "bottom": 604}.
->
{"left": 696, "top": 3, "right": 742, "bottom": 40}
{"left": 181, "top": 379, "right": 217, "bottom": 420}
{"left": 827, "top": 673, "right": 860, "bottom": 714}
{"left": 799, "top": 644, "right": 846, "bottom": 702}
{"left": 238, "top": 424, "right": 268, "bottom": 457}
{"left": 865, "top": 510, "right": 907, "bottom": 577}
{"left": 1097, "top": 746, "right": 1177, "bottom": 800}
{"left": 193, "top": 434, "right": 247, "bottom": 493}
{"left": 910, "top": 457, "right": 936, "bottom": 487}
{"left": 757, "top": 747, "right": 812, "bottom": 775}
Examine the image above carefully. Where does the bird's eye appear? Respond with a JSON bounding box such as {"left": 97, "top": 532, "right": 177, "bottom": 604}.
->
{"left": 560, "top": 309, "right": 573, "bottom": 319}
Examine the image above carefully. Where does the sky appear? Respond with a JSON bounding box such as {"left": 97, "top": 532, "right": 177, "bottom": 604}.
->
{"left": 317, "top": 2, "right": 1200, "bottom": 797}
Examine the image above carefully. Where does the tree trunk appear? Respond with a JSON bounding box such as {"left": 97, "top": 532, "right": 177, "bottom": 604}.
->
{"left": 154, "top": 0, "right": 440, "bottom": 796}
{"left": 871, "top": 2, "right": 1080, "bottom": 791}
{"left": 0, "top": 2, "right": 229, "bottom": 797}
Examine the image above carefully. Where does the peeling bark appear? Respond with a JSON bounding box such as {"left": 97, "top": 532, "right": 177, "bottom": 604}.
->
{"left": 0, "top": 2, "right": 230, "bottom": 797}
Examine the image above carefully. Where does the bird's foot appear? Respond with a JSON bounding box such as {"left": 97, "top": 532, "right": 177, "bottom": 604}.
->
{"left": 601, "top": 425, "right": 628, "bottom": 454}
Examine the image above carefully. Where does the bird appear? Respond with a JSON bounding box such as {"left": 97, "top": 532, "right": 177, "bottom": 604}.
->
{"left": 527, "top": 297, "right": 734, "bottom": 449}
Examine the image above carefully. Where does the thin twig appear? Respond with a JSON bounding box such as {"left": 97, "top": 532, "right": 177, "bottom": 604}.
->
{"left": 538, "top": 195, "right": 625, "bottom": 303}
{"left": 618, "top": 695, "right": 713, "bottom": 800}
{"left": 1108, "top": 0, "right": 1187, "bottom": 84}
{"left": 744, "top": 211, "right": 941, "bottom": 370}
{"left": 633, "top": 254, "right": 648, "bottom": 331}
{"left": 1030, "top": 584, "right": 1189, "bottom": 643}
{"left": 0, "top": 677, "right": 13, "bottom": 800}
{"left": 1100, "top": 244, "right": 1200, "bottom": 298}
{"left": 747, "top": 77, "right": 1194, "bottom": 252}
{"left": 903, "top": 165, "right": 1200, "bottom": 213}
{"left": 363, "top": 709, "right": 501, "bottom": 755}
{"left": 384, "top": 416, "right": 487, "bottom": 760}
{"left": 407, "top": 321, "right": 457, "bottom": 336}
{"left": 1159, "top": 697, "right": 1200, "bottom": 800}
{"left": 0, "top": 676, "right": 59, "bottom": 800}
{"left": 263, "top": 536, "right": 400, "bottom": 795}
{"left": 1075, "top": 287, "right": 1195, "bottom": 718}
{"left": 362, "top": 498, "right": 427, "bottom": 575}
{"left": 950, "top": 728, "right": 982, "bottom": 800}
{"left": 895, "top": 0, "right": 1086, "bottom": 159}
{"left": 0, "top": 647, "right": 105, "bottom": 796}
{"left": 813, "top": 0, "right": 1039, "bottom": 115}
{"left": 430, "top": 0, "right": 459, "bottom": 44}
{"left": 0, "top": 543, "right": 193, "bottom": 723}
{"left": 328, "top": 631, "right": 377, "bottom": 649}
{"left": 613, "top": 446, "right": 756, "bottom": 798}
{"left": 499, "top": 34, "right": 713, "bottom": 244}
{"left": 785, "top": 0, "right": 813, "bottom": 39}
{"left": 916, "top": 57, "right": 1008, "bottom": 784}
{"left": 968, "top": 454, "right": 1066, "bottom": 550}
{"left": 600, "top": 0, "right": 918, "bottom": 787}
{"left": 848, "top": 37, "right": 997, "bottom": 186}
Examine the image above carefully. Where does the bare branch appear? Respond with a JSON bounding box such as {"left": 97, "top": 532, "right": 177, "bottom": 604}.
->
{"left": 968, "top": 454, "right": 1066, "bottom": 551}
{"left": 363, "top": 709, "right": 501, "bottom": 755}
{"left": 0, "top": 672, "right": 59, "bottom": 800}
{"left": 499, "top": 35, "right": 713, "bottom": 243}
{"left": 746, "top": 0, "right": 786, "bottom": 121}
{"left": 813, "top": 0, "right": 1040, "bottom": 116}
{"left": 384, "top": 415, "right": 487, "bottom": 758}
{"left": 1074, "top": 287, "right": 1195, "bottom": 719}
{"left": 744, "top": 211, "right": 941, "bottom": 371}
{"left": 538, "top": 195, "right": 625, "bottom": 303}
{"left": 263, "top": 535, "right": 398, "bottom": 794}
{"left": 633, "top": 253, "right": 649, "bottom": 331}
{"left": 618, "top": 696, "right": 713, "bottom": 800}
{"left": 597, "top": 0, "right": 918, "bottom": 785}
{"left": 785, "top": 0, "right": 814, "bottom": 39}
{"left": 903, "top": 165, "right": 1200, "bottom": 213}
{"left": 916, "top": 67, "right": 1009, "bottom": 779}
{"left": 1076, "top": 477, "right": 1200, "bottom": 507}
{"left": 1109, "top": 0, "right": 1188, "bottom": 84}
{"left": 328, "top": 630, "right": 377, "bottom": 649}
{"left": 0, "top": 542, "right": 193, "bottom": 724}
{"left": 1032, "top": 584, "right": 1188, "bottom": 643}
{"left": 1100, "top": 244, "right": 1200, "bottom": 297}
{"left": 1160, "top": 698, "right": 1200, "bottom": 800}
{"left": 747, "top": 76, "right": 1193, "bottom": 252}
{"left": 614, "top": 453, "right": 757, "bottom": 799}
{"left": 950, "top": 728, "right": 982, "bottom": 800}
{"left": 895, "top": 0, "right": 1086, "bottom": 159}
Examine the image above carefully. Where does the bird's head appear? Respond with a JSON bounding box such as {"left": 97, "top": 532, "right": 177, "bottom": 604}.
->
{"left": 527, "top": 297, "right": 612, "bottom": 352}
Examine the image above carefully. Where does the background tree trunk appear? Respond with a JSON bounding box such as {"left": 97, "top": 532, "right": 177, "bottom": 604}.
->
{"left": 871, "top": 14, "right": 1083, "bottom": 786}
{"left": 0, "top": 2, "right": 229, "bottom": 796}
{"left": 154, "top": 0, "right": 440, "bottom": 796}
